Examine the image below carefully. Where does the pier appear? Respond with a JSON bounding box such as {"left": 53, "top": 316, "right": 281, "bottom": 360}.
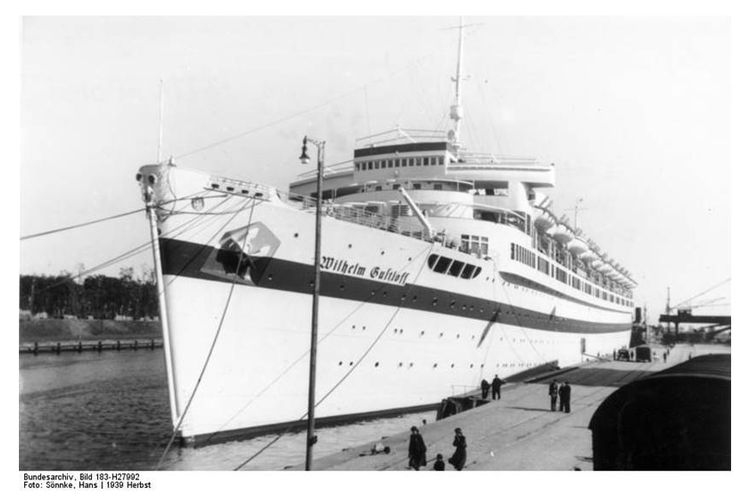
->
{"left": 20, "top": 338, "right": 163, "bottom": 355}
{"left": 298, "top": 344, "right": 728, "bottom": 470}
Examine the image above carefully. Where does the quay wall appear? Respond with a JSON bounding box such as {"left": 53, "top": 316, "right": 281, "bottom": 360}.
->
{"left": 19, "top": 318, "right": 162, "bottom": 344}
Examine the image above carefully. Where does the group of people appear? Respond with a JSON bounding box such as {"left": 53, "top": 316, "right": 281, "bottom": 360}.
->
{"left": 548, "top": 379, "right": 571, "bottom": 412}
{"left": 480, "top": 374, "right": 506, "bottom": 400}
{"left": 408, "top": 427, "right": 467, "bottom": 471}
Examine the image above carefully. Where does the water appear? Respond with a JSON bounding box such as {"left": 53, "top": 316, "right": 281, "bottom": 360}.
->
{"left": 20, "top": 350, "right": 433, "bottom": 470}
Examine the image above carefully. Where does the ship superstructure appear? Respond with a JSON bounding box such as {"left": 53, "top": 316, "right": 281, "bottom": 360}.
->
{"left": 136, "top": 23, "right": 636, "bottom": 446}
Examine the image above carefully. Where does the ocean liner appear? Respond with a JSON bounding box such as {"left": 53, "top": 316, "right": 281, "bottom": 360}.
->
{"left": 136, "top": 24, "right": 635, "bottom": 446}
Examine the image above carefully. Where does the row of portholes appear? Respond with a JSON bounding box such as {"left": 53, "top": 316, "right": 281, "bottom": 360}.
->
{"left": 334, "top": 360, "right": 549, "bottom": 369}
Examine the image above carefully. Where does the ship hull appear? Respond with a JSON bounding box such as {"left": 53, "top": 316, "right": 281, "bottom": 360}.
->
{"left": 140, "top": 165, "right": 633, "bottom": 445}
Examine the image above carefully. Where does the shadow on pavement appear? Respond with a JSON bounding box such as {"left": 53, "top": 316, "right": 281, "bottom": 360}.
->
{"left": 528, "top": 367, "right": 655, "bottom": 387}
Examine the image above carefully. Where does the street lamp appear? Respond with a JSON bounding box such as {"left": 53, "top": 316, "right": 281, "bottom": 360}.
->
{"left": 299, "top": 135, "right": 325, "bottom": 471}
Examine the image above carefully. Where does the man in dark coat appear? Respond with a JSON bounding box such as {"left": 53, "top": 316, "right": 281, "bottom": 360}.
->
{"left": 480, "top": 379, "right": 490, "bottom": 399}
{"left": 548, "top": 379, "right": 559, "bottom": 411}
{"left": 559, "top": 381, "right": 571, "bottom": 413}
{"left": 447, "top": 428, "right": 467, "bottom": 471}
{"left": 491, "top": 374, "right": 505, "bottom": 400}
{"left": 408, "top": 426, "right": 427, "bottom": 470}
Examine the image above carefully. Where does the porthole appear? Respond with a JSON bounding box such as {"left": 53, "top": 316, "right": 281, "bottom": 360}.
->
{"left": 362, "top": 326, "right": 366, "bottom": 330}
{"left": 470, "top": 364, "right": 474, "bottom": 368}
{"left": 451, "top": 363, "right": 455, "bottom": 368}
{"left": 409, "top": 362, "right": 414, "bottom": 367}
{"left": 352, "top": 325, "right": 356, "bottom": 329}
{"left": 380, "top": 250, "right": 385, "bottom": 255}
{"left": 339, "top": 284, "right": 345, "bottom": 290}
{"left": 349, "top": 362, "right": 354, "bottom": 366}
{"left": 433, "top": 363, "right": 438, "bottom": 368}
{"left": 375, "top": 362, "right": 380, "bottom": 367}
{"left": 348, "top": 244, "right": 352, "bottom": 248}
{"left": 371, "top": 291, "right": 376, "bottom": 296}
{"left": 420, "top": 331, "right": 425, "bottom": 336}
{"left": 294, "top": 233, "right": 299, "bottom": 238}
{"left": 456, "top": 334, "right": 460, "bottom": 339}
{"left": 267, "top": 274, "right": 273, "bottom": 281}
{"left": 338, "top": 361, "right": 343, "bottom": 366}
{"left": 439, "top": 332, "right": 444, "bottom": 338}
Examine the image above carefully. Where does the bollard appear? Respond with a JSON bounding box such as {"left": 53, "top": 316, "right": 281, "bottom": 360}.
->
{"left": 150, "top": 338, "right": 155, "bottom": 350}
{"left": 116, "top": 340, "right": 121, "bottom": 351}
{"left": 133, "top": 340, "right": 139, "bottom": 351}
{"left": 78, "top": 341, "right": 82, "bottom": 353}
{"left": 33, "top": 342, "right": 38, "bottom": 355}
{"left": 97, "top": 340, "right": 102, "bottom": 352}
{"left": 56, "top": 342, "right": 61, "bottom": 355}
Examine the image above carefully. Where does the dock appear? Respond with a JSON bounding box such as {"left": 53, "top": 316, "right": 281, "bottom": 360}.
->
{"left": 299, "top": 343, "right": 728, "bottom": 470}
{"left": 19, "top": 338, "right": 163, "bottom": 355}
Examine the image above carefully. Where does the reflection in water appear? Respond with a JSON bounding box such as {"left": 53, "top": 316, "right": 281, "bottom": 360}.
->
{"left": 20, "top": 350, "right": 433, "bottom": 470}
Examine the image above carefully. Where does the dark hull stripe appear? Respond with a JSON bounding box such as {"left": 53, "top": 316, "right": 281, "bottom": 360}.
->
{"left": 160, "top": 238, "right": 631, "bottom": 335}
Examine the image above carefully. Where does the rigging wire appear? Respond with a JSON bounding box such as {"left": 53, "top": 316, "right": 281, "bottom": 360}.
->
{"left": 156, "top": 197, "right": 258, "bottom": 470}
{"left": 22, "top": 208, "right": 147, "bottom": 242}
{"left": 201, "top": 244, "right": 433, "bottom": 446}
{"left": 174, "top": 52, "right": 440, "bottom": 161}
{"left": 672, "top": 278, "right": 731, "bottom": 309}
{"left": 232, "top": 245, "right": 433, "bottom": 471}
{"left": 29, "top": 196, "right": 206, "bottom": 297}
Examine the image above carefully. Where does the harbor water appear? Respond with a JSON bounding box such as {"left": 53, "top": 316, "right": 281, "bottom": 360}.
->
{"left": 20, "top": 349, "right": 434, "bottom": 470}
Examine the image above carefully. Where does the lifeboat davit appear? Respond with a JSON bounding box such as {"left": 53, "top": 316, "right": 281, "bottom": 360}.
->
{"left": 567, "top": 237, "right": 588, "bottom": 256}
{"left": 533, "top": 207, "right": 556, "bottom": 232}
{"left": 550, "top": 224, "right": 574, "bottom": 244}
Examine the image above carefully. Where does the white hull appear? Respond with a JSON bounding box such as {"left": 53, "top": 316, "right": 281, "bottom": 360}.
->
{"left": 141, "top": 164, "right": 633, "bottom": 444}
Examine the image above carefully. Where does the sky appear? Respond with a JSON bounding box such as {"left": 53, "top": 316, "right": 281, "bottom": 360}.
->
{"left": 19, "top": 16, "right": 732, "bottom": 320}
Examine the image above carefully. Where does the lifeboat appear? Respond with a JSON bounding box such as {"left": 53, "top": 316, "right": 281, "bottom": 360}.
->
{"left": 533, "top": 207, "right": 556, "bottom": 232}
{"left": 580, "top": 250, "right": 597, "bottom": 263}
{"left": 567, "top": 237, "right": 588, "bottom": 256}
{"left": 590, "top": 258, "right": 605, "bottom": 271}
{"left": 550, "top": 224, "right": 574, "bottom": 244}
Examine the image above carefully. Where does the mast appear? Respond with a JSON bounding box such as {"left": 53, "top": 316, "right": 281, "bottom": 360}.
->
{"left": 449, "top": 18, "right": 465, "bottom": 146}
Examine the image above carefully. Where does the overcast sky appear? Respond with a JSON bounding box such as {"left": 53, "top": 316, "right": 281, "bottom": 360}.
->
{"left": 20, "top": 16, "right": 731, "bottom": 318}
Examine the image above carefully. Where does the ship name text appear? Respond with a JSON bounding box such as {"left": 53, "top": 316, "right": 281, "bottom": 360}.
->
{"left": 320, "top": 256, "right": 410, "bottom": 286}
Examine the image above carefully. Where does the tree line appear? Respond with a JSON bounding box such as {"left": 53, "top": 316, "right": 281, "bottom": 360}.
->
{"left": 19, "top": 267, "right": 159, "bottom": 320}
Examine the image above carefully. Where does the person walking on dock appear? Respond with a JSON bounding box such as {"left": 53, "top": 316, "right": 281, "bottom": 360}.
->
{"left": 559, "top": 381, "right": 571, "bottom": 413}
{"left": 548, "top": 379, "right": 559, "bottom": 411}
{"left": 480, "top": 378, "right": 490, "bottom": 399}
{"left": 491, "top": 375, "right": 505, "bottom": 400}
{"left": 433, "top": 453, "right": 445, "bottom": 471}
{"left": 448, "top": 428, "right": 467, "bottom": 471}
{"left": 408, "top": 426, "right": 427, "bottom": 470}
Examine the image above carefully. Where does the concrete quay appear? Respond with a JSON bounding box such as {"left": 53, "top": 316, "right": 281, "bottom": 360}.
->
{"left": 303, "top": 343, "right": 729, "bottom": 471}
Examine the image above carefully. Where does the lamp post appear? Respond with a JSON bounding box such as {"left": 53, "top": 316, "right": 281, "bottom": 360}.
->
{"left": 299, "top": 135, "right": 325, "bottom": 471}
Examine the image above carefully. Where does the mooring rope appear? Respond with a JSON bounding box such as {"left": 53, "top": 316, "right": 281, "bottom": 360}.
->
{"left": 156, "top": 198, "right": 258, "bottom": 470}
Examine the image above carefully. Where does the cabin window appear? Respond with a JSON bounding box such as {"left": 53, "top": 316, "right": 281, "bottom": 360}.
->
{"left": 412, "top": 183, "right": 421, "bottom": 190}
{"left": 416, "top": 158, "right": 422, "bottom": 166}
{"left": 433, "top": 183, "right": 443, "bottom": 190}
{"left": 448, "top": 260, "right": 465, "bottom": 277}
{"left": 428, "top": 254, "right": 439, "bottom": 269}
{"left": 433, "top": 256, "right": 452, "bottom": 274}
{"left": 393, "top": 183, "right": 401, "bottom": 190}
{"left": 408, "top": 158, "right": 414, "bottom": 167}
{"left": 460, "top": 264, "right": 475, "bottom": 279}
{"left": 367, "top": 161, "right": 373, "bottom": 170}
{"left": 374, "top": 186, "right": 382, "bottom": 191}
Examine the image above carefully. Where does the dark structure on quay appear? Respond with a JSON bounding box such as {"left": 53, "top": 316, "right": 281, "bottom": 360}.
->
{"left": 589, "top": 354, "right": 730, "bottom": 470}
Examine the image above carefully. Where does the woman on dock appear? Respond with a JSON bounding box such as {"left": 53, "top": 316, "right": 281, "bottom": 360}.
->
{"left": 408, "top": 426, "right": 427, "bottom": 470}
{"left": 448, "top": 428, "right": 467, "bottom": 471}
